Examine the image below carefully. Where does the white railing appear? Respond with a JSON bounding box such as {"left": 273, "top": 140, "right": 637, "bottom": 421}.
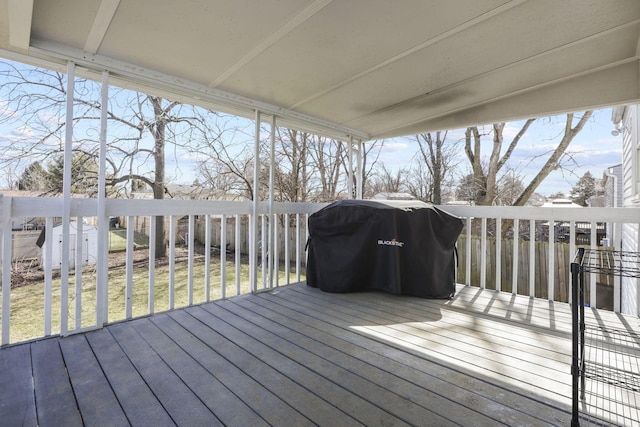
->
{"left": 440, "top": 205, "right": 640, "bottom": 313}
{"left": 0, "top": 195, "right": 324, "bottom": 345}
{"left": 2, "top": 197, "right": 639, "bottom": 346}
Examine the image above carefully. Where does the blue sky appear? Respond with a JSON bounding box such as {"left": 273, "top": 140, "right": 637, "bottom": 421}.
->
{"left": 374, "top": 108, "right": 622, "bottom": 197}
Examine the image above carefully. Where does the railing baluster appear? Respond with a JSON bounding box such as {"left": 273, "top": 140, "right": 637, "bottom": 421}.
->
{"left": 125, "top": 216, "right": 134, "bottom": 319}
{"left": 273, "top": 215, "right": 279, "bottom": 288}
{"left": 465, "top": 217, "right": 471, "bottom": 286}
{"left": 221, "top": 214, "right": 227, "bottom": 298}
{"left": 480, "top": 217, "right": 487, "bottom": 289}
{"left": 495, "top": 218, "right": 502, "bottom": 292}
{"left": 169, "top": 215, "right": 176, "bottom": 310}
{"left": 529, "top": 219, "right": 535, "bottom": 298}
{"left": 590, "top": 221, "right": 597, "bottom": 307}
{"left": 235, "top": 214, "right": 241, "bottom": 296}
{"left": 187, "top": 215, "right": 194, "bottom": 306}
{"left": 75, "top": 218, "right": 83, "bottom": 329}
{"left": 512, "top": 218, "right": 519, "bottom": 295}
{"left": 261, "top": 214, "right": 267, "bottom": 289}
{"left": 569, "top": 220, "right": 575, "bottom": 305}
{"left": 148, "top": 216, "right": 156, "bottom": 315}
{"left": 548, "top": 217, "right": 555, "bottom": 301}
{"left": 44, "top": 217, "right": 53, "bottom": 335}
{"left": 204, "top": 215, "right": 211, "bottom": 302}
{"left": 284, "top": 213, "right": 290, "bottom": 285}
{"left": 296, "top": 213, "right": 301, "bottom": 283}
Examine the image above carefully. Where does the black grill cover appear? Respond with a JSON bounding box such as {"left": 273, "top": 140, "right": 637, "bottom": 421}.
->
{"left": 306, "top": 200, "right": 463, "bottom": 298}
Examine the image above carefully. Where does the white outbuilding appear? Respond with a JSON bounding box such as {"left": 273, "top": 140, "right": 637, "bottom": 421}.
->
{"left": 40, "top": 221, "right": 98, "bottom": 269}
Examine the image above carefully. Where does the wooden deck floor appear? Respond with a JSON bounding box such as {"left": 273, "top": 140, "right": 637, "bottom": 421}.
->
{"left": 1, "top": 283, "right": 638, "bottom": 426}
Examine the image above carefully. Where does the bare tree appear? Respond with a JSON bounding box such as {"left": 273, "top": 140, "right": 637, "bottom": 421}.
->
{"left": 368, "top": 164, "right": 409, "bottom": 195}
{"left": 463, "top": 120, "right": 535, "bottom": 205}
{"left": 462, "top": 112, "right": 592, "bottom": 206}
{"left": 412, "top": 131, "right": 459, "bottom": 203}
{"left": 512, "top": 112, "right": 593, "bottom": 206}
{"left": 0, "top": 60, "right": 229, "bottom": 257}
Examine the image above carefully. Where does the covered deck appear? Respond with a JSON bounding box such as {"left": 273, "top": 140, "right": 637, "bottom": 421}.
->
{"left": 4, "top": 283, "right": 638, "bottom": 426}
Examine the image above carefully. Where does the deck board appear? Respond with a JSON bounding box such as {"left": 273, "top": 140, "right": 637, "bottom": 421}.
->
{"left": 59, "top": 334, "right": 129, "bottom": 426}
{"left": 85, "top": 327, "right": 175, "bottom": 426}
{"left": 164, "top": 309, "right": 317, "bottom": 426}
{"left": 31, "top": 338, "right": 83, "bottom": 427}
{"left": 130, "top": 316, "right": 269, "bottom": 427}
{"left": 108, "top": 321, "right": 222, "bottom": 426}
{"left": 0, "top": 343, "right": 37, "bottom": 426}
{"left": 2, "top": 283, "right": 638, "bottom": 426}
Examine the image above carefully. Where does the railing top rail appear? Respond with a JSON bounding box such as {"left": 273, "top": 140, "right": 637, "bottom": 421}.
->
{"left": 438, "top": 205, "right": 640, "bottom": 223}
{"left": 7, "top": 196, "right": 327, "bottom": 218}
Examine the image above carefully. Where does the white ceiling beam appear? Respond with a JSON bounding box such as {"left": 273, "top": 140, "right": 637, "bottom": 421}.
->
{"left": 27, "top": 40, "right": 370, "bottom": 141}
{"left": 210, "top": 0, "right": 333, "bottom": 87}
{"left": 84, "top": 0, "right": 121, "bottom": 54}
{"left": 8, "top": 0, "right": 34, "bottom": 50}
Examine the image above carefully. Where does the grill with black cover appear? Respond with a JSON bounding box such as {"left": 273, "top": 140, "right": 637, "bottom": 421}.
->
{"left": 306, "top": 199, "right": 463, "bottom": 298}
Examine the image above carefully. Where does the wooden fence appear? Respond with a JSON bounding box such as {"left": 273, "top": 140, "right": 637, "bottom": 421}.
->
{"left": 456, "top": 234, "right": 614, "bottom": 307}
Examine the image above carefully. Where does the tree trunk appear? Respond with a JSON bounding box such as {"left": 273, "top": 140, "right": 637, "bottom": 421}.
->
{"left": 152, "top": 97, "right": 167, "bottom": 258}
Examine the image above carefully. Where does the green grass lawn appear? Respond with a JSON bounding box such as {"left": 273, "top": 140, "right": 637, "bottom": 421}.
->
{"left": 5, "top": 248, "right": 304, "bottom": 344}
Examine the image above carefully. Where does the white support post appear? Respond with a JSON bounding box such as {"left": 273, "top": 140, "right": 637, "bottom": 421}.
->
{"left": 61, "top": 61, "right": 75, "bottom": 336}
{"left": 250, "top": 110, "right": 261, "bottom": 293}
{"left": 268, "top": 115, "right": 276, "bottom": 289}
{"left": 96, "top": 70, "right": 109, "bottom": 326}
{"left": 512, "top": 218, "right": 519, "bottom": 295}
{"left": 1, "top": 196, "right": 12, "bottom": 345}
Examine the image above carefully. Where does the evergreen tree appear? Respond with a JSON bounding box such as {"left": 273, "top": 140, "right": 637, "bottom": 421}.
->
{"left": 16, "top": 161, "right": 48, "bottom": 191}
{"left": 570, "top": 171, "right": 596, "bottom": 206}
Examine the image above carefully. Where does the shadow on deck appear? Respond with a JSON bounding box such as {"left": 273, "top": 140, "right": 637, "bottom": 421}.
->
{"left": 3, "top": 283, "right": 635, "bottom": 426}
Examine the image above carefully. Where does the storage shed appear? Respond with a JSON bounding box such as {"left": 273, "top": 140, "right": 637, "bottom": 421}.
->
{"left": 39, "top": 221, "right": 98, "bottom": 269}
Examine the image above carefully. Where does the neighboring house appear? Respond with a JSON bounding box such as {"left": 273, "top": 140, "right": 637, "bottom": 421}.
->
{"left": 602, "top": 164, "right": 624, "bottom": 208}
{"left": 541, "top": 197, "right": 582, "bottom": 208}
{"left": 372, "top": 192, "right": 416, "bottom": 201}
{"left": 611, "top": 105, "right": 640, "bottom": 316}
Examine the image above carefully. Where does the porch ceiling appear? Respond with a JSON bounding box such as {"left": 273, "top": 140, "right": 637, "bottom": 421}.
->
{"left": 1, "top": 0, "right": 640, "bottom": 140}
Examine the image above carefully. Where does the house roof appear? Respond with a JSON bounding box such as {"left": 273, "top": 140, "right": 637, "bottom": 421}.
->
{"left": 1, "top": 0, "right": 640, "bottom": 140}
